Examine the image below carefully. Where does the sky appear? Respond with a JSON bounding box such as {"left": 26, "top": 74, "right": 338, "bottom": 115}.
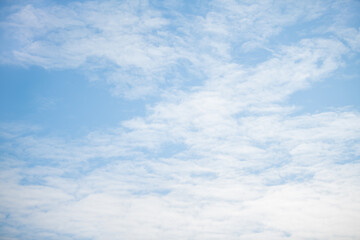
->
{"left": 0, "top": 0, "right": 360, "bottom": 239}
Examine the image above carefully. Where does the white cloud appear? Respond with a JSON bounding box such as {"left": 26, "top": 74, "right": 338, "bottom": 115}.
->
{"left": 2, "top": 1, "right": 176, "bottom": 98}
{"left": 1, "top": 0, "right": 344, "bottom": 99}
{"left": 1, "top": 42, "right": 359, "bottom": 238}
{"left": 0, "top": 0, "right": 360, "bottom": 239}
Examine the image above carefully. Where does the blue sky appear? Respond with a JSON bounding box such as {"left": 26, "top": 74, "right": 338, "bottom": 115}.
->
{"left": 0, "top": 0, "right": 360, "bottom": 239}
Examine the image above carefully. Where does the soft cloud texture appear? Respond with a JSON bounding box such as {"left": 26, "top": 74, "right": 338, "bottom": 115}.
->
{"left": 0, "top": 0, "right": 359, "bottom": 239}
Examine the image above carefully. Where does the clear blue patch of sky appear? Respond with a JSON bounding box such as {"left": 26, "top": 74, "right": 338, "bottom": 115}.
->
{"left": 287, "top": 57, "right": 360, "bottom": 114}
{"left": 231, "top": 47, "right": 273, "bottom": 66}
{"left": 150, "top": 0, "right": 211, "bottom": 18}
{"left": 0, "top": 65, "right": 146, "bottom": 138}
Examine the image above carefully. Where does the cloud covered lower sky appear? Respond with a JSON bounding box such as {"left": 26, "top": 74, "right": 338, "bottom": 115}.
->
{"left": 0, "top": 0, "right": 360, "bottom": 239}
